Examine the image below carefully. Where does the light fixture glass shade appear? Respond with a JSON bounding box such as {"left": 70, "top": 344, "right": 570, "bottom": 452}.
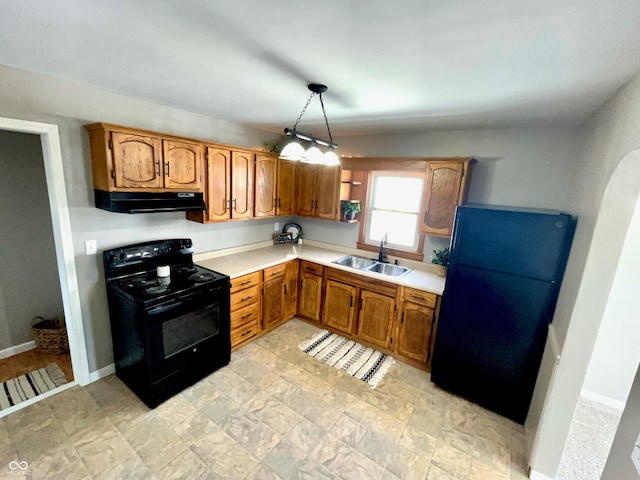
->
{"left": 279, "top": 141, "right": 305, "bottom": 160}
{"left": 323, "top": 150, "right": 340, "bottom": 166}
{"left": 302, "top": 146, "right": 324, "bottom": 164}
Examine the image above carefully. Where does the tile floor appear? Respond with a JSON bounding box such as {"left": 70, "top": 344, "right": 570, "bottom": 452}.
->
{"left": 0, "top": 319, "right": 530, "bottom": 480}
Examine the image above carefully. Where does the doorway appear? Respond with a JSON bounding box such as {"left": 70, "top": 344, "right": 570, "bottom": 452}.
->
{"left": 0, "top": 117, "right": 89, "bottom": 417}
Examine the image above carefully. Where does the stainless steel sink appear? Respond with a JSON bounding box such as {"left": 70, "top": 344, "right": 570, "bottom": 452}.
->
{"left": 366, "top": 263, "right": 412, "bottom": 277}
{"left": 332, "top": 255, "right": 412, "bottom": 278}
{"left": 332, "top": 255, "right": 377, "bottom": 269}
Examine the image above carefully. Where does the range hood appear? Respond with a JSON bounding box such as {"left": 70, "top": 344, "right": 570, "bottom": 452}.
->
{"left": 95, "top": 190, "right": 206, "bottom": 214}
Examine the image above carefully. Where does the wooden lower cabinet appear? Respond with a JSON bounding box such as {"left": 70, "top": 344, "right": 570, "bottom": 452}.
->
{"left": 284, "top": 260, "right": 299, "bottom": 320}
{"left": 395, "top": 287, "right": 438, "bottom": 368}
{"left": 323, "top": 280, "right": 357, "bottom": 334}
{"left": 262, "top": 263, "right": 287, "bottom": 331}
{"left": 298, "top": 262, "right": 324, "bottom": 322}
{"left": 358, "top": 290, "right": 395, "bottom": 349}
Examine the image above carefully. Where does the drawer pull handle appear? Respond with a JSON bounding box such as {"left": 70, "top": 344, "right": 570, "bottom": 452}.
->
{"left": 271, "top": 271, "right": 282, "bottom": 276}
{"left": 410, "top": 295, "right": 425, "bottom": 301}
{"left": 240, "top": 280, "right": 252, "bottom": 286}
{"left": 241, "top": 296, "right": 253, "bottom": 302}
{"left": 241, "top": 313, "right": 252, "bottom": 319}
{"left": 241, "top": 330, "right": 252, "bottom": 337}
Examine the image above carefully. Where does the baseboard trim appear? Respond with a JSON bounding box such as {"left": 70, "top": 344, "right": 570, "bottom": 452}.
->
{"left": 0, "top": 341, "right": 36, "bottom": 360}
{"left": 529, "top": 470, "right": 554, "bottom": 480}
{"left": 87, "top": 363, "right": 115, "bottom": 383}
{"left": 580, "top": 388, "right": 625, "bottom": 411}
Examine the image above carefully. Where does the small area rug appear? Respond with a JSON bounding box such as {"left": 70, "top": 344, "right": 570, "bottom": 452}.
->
{"left": 0, "top": 363, "right": 68, "bottom": 410}
{"left": 299, "top": 330, "right": 394, "bottom": 388}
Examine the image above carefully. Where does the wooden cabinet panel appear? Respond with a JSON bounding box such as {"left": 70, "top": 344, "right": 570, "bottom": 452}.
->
{"left": 231, "top": 302, "right": 260, "bottom": 331}
{"left": 358, "top": 290, "right": 395, "bottom": 349}
{"left": 296, "top": 163, "right": 317, "bottom": 216}
{"left": 300, "top": 261, "right": 324, "bottom": 276}
{"left": 316, "top": 166, "right": 340, "bottom": 220}
{"left": 205, "top": 147, "right": 231, "bottom": 221}
{"left": 402, "top": 287, "right": 437, "bottom": 308}
{"left": 284, "top": 260, "right": 299, "bottom": 320}
{"left": 255, "top": 154, "right": 277, "bottom": 217}
{"left": 230, "top": 284, "right": 260, "bottom": 311}
{"left": 276, "top": 159, "right": 296, "bottom": 216}
{"left": 231, "top": 319, "right": 260, "bottom": 346}
{"left": 162, "top": 139, "right": 202, "bottom": 189}
{"left": 230, "top": 271, "right": 262, "bottom": 294}
{"left": 111, "top": 132, "right": 163, "bottom": 188}
{"left": 263, "top": 263, "right": 286, "bottom": 280}
{"left": 421, "top": 159, "right": 474, "bottom": 237}
{"left": 395, "top": 301, "right": 434, "bottom": 363}
{"left": 299, "top": 270, "right": 323, "bottom": 321}
{"left": 231, "top": 150, "right": 254, "bottom": 219}
{"left": 323, "top": 280, "right": 357, "bottom": 335}
{"left": 263, "top": 276, "right": 285, "bottom": 331}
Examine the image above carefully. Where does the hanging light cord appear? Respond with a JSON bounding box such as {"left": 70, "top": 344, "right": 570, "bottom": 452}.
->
{"left": 292, "top": 92, "right": 316, "bottom": 130}
{"left": 319, "top": 92, "right": 334, "bottom": 145}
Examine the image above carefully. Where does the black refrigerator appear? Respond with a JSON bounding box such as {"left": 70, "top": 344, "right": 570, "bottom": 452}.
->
{"left": 430, "top": 204, "right": 576, "bottom": 424}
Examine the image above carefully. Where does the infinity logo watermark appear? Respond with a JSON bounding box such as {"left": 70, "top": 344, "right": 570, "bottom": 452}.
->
{"left": 7, "top": 460, "right": 31, "bottom": 477}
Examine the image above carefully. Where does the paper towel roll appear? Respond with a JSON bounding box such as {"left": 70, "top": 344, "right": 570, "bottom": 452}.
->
{"left": 157, "top": 265, "right": 170, "bottom": 278}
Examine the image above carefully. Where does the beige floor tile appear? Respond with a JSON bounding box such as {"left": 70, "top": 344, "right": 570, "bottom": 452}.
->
{"left": 470, "top": 458, "right": 510, "bottom": 480}
{"left": 245, "top": 463, "right": 284, "bottom": 480}
{"left": 208, "top": 443, "right": 260, "bottom": 480}
{"left": 73, "top": 422, "right": 139, "bottom": 477}
{"left": 172, "top": 411, "right": 222, "bottom": 446}
{"left": 94, "top": 454, "right": 156, "bottom": 480}
{"left": 245, "top": 392, "right": 302, "bottom": 434}
{"left": 153, "top": 447, "right": 212, "bottom": 480}
{"left": 386, "top": 444, "right": 432, "bottom": 480}
{"left": 431, "top": 442, "right": 473, "bottom": 479}
{"left": 263, "top": 438, "right": 307, "bottom": 479}
{"left": 218, "top": 409, "right": 281, "bottom": 459}
{"left": 284, "top": 416, "right": 327, "bottom": 454}
{"left": 329, "top": 413, "right": 367, "bottom": 448}
{"left": 426, "top": 463, "right": 461, "bottom": 480}
{"left": 29, "top": 443, "right": 92, "bottom": 480}
{"left": 154, "top": 394, "right": 199, "bottom": 428}
{"left": 119, "top": 413, "right": 187, "bottom": 471}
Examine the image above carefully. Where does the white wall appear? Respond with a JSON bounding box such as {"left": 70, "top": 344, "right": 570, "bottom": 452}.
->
{"left": 583, "top": 196, "right": 640, "bottom": 404}
{"left": 0, "top": 130, "right": 64, "bottom": 349}
{"left": 529, "top": 69, "right": 640, "bottom": 477}
{"left": 0, "top": 64, "right": 278, "bottom": 371}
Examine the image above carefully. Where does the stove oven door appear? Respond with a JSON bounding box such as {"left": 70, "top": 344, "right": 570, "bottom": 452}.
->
{"left": 144, "top": 286, "right": 231, "bottom": 382}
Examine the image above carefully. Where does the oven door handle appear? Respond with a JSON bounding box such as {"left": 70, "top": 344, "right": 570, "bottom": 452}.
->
{"left": 148, "top": 300, "right": 186, "bottom": 316}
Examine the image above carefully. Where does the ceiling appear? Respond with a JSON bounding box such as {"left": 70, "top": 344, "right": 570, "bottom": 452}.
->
{"left": 1, "top": 0, "right": 640, "bottom": 136}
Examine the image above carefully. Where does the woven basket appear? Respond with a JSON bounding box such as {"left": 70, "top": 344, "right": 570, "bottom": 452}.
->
{"left": 31, "top": 317, "right": 69, "bottom": 354}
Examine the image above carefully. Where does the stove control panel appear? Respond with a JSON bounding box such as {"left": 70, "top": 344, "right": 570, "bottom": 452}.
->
{"left": 104, "top": 239, "right": 194, "bottom": 271}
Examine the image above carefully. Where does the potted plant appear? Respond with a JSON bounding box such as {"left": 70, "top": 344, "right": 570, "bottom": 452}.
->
{"left": 431, "top": 247, "right": 450, "bottom": 277}
{"left": 341, "top": 200, "right": 361, "bottom": 221}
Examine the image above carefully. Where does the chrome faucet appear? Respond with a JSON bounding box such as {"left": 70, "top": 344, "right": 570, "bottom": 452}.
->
{"left": 378, "top": 233, "right": 388, "bottom": 263}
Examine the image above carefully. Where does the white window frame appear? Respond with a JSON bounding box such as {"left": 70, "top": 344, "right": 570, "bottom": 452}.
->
{"left": 364, "top": 171, "right": 424, "bottom": 253}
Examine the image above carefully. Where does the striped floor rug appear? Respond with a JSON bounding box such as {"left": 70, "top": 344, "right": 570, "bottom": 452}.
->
{"left": 0, "top": 363, "right": 68, "bottom": 410}
{"left": 299, "top": 330, "right": 394, "bottom": 388}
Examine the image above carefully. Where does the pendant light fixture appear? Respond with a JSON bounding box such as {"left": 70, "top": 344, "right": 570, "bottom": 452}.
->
{"left": 279, "top": 83, "right": 340, "bottom": 166}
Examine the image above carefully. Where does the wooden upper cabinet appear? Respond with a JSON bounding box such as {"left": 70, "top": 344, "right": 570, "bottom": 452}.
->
{"left": 162, "top": 140, "right": 203, "bottom": 190}
{"left": 231, "top": 150, "right": 254, "bottom": 219}
{"left": 296, "top": 163, "right": 317, "bottom": 216}
{"left": 323, "top": 280, "right": 357, "bottom": 335}
{"left": 205, "top": 147, "right": 231, "bottom": 221}
{"left": 421, "top": 158, "right": 475, "bottom": 237}
{"left": 357, "top": 290, "right": 395, "bottom": 349}
{"left": 255, "top": 153, "right": 277, "bottom": 218}
{"left": 85, "top": 124, "right": 205, "bottom": 193}
{"left": 316, "top": 166, "right": 340, "bottom": 220}
{"left": 111, "top": 132, "right": 163, "bottom": 189}
{"left": 276, "top": 158, "right": 296, "bottom": 216}
{"left": 295, "top": 164, "right": 341, "bottom": 220}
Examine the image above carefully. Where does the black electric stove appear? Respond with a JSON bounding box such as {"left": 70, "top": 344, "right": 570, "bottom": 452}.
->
{"left": 103, "top": 239, "right": 231, "bottom": 408}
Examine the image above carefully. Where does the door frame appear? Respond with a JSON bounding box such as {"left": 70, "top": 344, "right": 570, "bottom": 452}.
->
{"left": 0, "top": 117, "right": 89, "bottom": 388}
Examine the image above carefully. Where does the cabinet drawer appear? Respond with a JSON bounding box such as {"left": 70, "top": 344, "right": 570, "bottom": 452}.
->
{"left": 300, "top": 261, "right": 324, "bottom": 276}
{"left": 231, "top": 302, "right": 260, "bottom": 330}
{"left": 230, "top": 284, "right": 260, "bottom": 310}
{"left": 230, "top": 271, "right": 262, "bottom": 294}
{"left": 403, "top": 287, "right": 437, "bottom": 308}
{"left": 231, "top": 320, "right": 260, "bottom": 347}
{"left": 263, "top": 263, "right": 286, "bottom": 280}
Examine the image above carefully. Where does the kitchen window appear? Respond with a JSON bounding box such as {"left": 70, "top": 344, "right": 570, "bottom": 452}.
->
{"left": 362, "top": 171, "right": 424, "bottom": 255}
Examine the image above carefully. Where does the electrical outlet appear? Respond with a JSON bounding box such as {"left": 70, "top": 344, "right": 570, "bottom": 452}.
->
{"left": 85, "top": 239, "right": 97, "bottom": 255}
{"left": 274, "top": 222, "right": 280, "bottom": 232}
{"left": 632, "top": 431, "right": 640, "bottom": 475}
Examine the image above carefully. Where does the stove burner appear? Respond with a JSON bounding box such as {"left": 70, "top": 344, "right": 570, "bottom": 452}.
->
{"left": 176, "top": 266, "right": 198, "bottom": 276}
{"left": 146, "top": 285, "right": 169, "bottom": 295}
{"left": 190, "top": 272, "right": 216, "bottom": 283}
{"left": 127, "top": 278, "right": 159, "bottom": 288}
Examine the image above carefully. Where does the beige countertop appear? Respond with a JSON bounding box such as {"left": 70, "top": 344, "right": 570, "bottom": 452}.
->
{"left": 195, "top": 242, "right": 446, "bottom": 296}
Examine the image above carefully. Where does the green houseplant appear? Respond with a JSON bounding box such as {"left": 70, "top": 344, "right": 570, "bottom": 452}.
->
{"left": 341, "top": 200, "right": 361, "bottom": 221}
{"left": 431, "top": 247, "right": 450, "bottom": 277}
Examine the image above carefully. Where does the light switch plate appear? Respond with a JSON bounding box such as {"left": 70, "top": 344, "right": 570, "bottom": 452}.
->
{"left": 632, "top": 431, "right": 640, "bottom": 475}
{"left": 274, "top": 222, "right": 280, "bottom": 232}
{"left": 85, "top": 239, "right": 97, "bottom": 255}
